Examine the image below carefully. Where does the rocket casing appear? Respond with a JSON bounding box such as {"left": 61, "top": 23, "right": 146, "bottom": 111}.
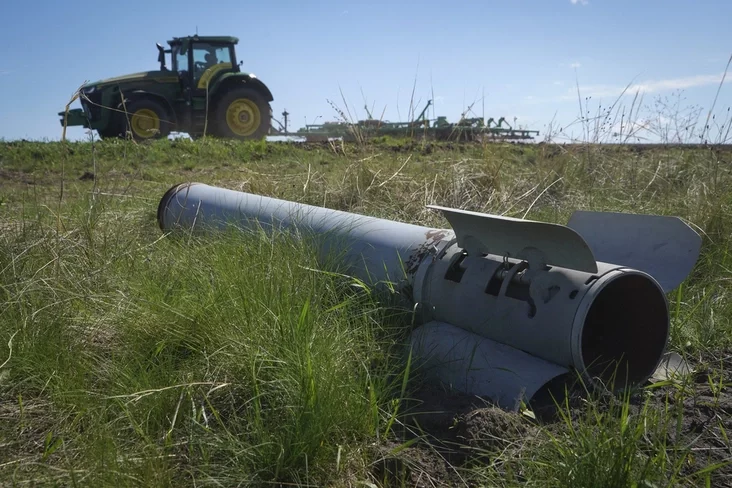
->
{"left": 158, "top": 182, "right": 701, "bottom": 409}
{"left": 157, "top": 182, "right": 452, "bottom": 286}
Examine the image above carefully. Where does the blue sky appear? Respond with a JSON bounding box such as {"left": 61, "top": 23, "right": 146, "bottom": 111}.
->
{"left": 1, "top": 0, "right": 730, "bottom": 142}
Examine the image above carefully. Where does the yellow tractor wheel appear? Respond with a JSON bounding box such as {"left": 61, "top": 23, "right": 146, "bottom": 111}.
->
{"left": 124, "top": 99, "right": 172, "bottom": 141}
{"left": 214, "top": 88, "right": 270, "bottom": 140}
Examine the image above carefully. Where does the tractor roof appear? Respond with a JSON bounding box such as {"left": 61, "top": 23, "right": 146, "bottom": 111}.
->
{"left": 167, "top": 35, "right": 239, "bottom": 46}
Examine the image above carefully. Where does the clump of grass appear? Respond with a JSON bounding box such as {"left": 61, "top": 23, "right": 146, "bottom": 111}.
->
{"left": 463, "top": 376, "right": 731, "bottom": 488}
{"left": 0, "top": 188, "right": 413, "bottom": 485}
{"left": 526, "top": 390, "right": 700, "bottom": 487}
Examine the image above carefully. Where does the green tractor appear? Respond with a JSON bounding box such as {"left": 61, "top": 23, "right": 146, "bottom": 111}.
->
{"left": 60, "top": 35, "right": 273, "bottom": 140}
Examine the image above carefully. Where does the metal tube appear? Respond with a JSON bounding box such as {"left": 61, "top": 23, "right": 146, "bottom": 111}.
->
{"left": 158, "top": 182, "right": 453, "bottom": 286}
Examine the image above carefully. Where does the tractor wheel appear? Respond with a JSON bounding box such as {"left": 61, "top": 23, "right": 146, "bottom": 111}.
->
{"left": 123, "top": 99, "right": 172, "bottom": 141}
{"left": 214, "top": 88, "right": 270, "bottom": 140}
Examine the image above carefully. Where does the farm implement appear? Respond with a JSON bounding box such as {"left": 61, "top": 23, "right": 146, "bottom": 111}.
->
{"left": 272, "top": 100, "right": 540, "bottom": 142}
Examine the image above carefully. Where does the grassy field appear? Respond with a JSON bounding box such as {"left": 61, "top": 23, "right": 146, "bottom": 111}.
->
{"left": 1, "top": 137, "right": 731, "bottom": 487}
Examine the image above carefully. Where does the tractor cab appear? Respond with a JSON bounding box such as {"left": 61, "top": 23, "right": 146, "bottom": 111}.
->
{"left": 165, "top": 36, "right": 241, "bottom": 92}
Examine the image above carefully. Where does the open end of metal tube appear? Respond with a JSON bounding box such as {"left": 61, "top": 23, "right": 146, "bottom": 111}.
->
{"left": 579, "top": 273, "right": 669, "bottom": 389}
{"left": 157, "top": 182, "right": 195, "bottom": 231}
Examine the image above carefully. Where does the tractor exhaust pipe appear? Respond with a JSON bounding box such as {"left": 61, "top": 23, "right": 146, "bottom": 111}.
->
{"left": 157, "top": 182, "right": 701, "bottom": 410}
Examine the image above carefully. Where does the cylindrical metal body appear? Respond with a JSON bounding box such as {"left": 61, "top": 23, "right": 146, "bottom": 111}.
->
{"left": 157, "top": 182, "right": 453, "bottom": 286}
{"left": 157, "top": 182, "right": 672, "bottom": 404}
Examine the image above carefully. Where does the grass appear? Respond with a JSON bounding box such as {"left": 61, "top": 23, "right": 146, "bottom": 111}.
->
{"left": 1, "top": 136, "right": 732, "bottom": 486}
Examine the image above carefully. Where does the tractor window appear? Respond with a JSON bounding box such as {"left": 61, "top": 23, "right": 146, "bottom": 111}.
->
{"left": 174, "top": 48, "right": 189, "bottom": 73}
{"left": 192, "top": 43, "right": 233, "bottom": 87}
{"left": 192, "top": 43, "right": 232, "bottom": 67}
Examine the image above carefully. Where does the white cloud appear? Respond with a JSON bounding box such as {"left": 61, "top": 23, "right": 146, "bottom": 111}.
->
{"left": 0, "top": 64, "right": 29, "bottom": 76}
{"left": 633, "top": 73, "right": 729, "bottom": 93}
{"left": 570, "top": 62, "right": 582, "bottom": 69}
{"left": 553, "top": 81, "right": 564, "bottom": 86}
{"left": 556, "top": 72, "right": 731, "bottom": 101}
{"left": 519, "top": 71, "right": 731, "bottom": 109}
{"left": 570, "top": 0, "right": 588, "bottom": 4}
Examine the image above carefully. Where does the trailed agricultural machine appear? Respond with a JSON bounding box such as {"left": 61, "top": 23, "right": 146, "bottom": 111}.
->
{"left": 272, "top": 100, "right": 540, "bottom": 142}
{"left": 60, "top": 35, "right": 273, "bottom": 140}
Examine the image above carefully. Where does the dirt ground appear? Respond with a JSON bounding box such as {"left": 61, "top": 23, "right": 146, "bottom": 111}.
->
{"left": 374, "top": 351, "right": 732, "bottom": 487}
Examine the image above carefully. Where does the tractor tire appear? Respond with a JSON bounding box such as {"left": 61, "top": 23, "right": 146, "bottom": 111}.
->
{"left": 123, "top": 98, "right": 173, "bottom": 141}
{"left": 213, "top": 87, "right": 271, "bottom": 140}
